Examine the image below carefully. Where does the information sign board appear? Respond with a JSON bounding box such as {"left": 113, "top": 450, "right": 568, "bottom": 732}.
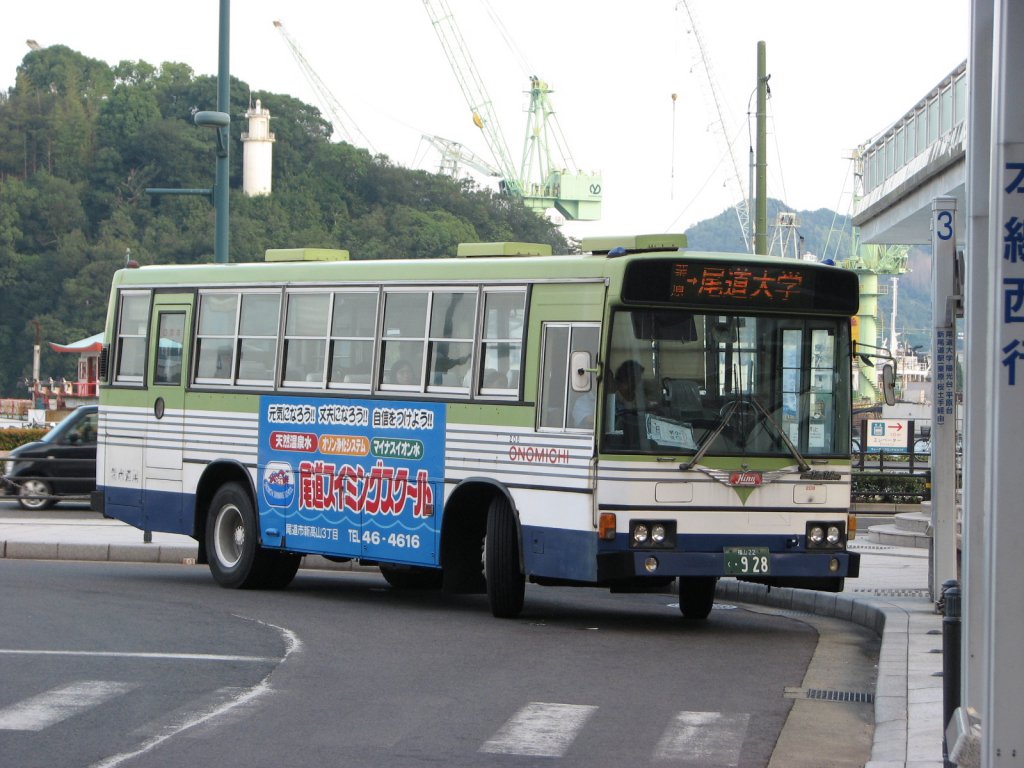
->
{"left": 864, "top": 419, "right": 910, "bottom": 453}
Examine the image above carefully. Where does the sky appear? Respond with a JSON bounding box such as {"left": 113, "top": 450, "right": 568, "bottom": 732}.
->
{"left": 1, "top": 0, "right": 969, "bottom": 245}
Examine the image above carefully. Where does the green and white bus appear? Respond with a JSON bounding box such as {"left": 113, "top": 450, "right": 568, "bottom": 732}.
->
{"left": 95, "top": 234, "right": 862, "bottom": 619}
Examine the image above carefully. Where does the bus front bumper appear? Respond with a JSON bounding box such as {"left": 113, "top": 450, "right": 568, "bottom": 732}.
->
{"left": 597, "top": 550, "right": 860, "bottom": 582}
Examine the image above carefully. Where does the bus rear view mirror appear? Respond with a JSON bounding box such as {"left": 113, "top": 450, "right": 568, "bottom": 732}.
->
{"left": 630, "top": 311, "right": 697, "bottom": 342}
{"left": 881, "top": 363, "right": 897, "bottom": 406}
{"left": 570, "top": 351, "right": 594, "bottom": 392}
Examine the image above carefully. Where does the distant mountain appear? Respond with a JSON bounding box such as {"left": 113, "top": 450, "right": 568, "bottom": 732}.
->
{"left": 684, "top": 199, "right": 933, "bottom": 354}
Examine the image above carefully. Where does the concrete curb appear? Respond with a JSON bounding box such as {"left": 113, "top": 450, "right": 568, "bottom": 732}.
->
{"left": 716, "top": 580, "right": 934, "bottom": 768}
{"left": 0, "top": 538, "right": 375, "bottom": 572}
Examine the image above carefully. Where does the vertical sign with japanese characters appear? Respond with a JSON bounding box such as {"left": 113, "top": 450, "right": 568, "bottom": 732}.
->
{"left": 257, "top": 396, "right": 445, "bottom": 566}
{"left": 932, "top": 198, "right": 958, "bottom": 427}
{"left": 1002, "top": 162, "right": 1024, "bottom": 387}
{"left": 929, "top": 197, "right": 958, "bottom": 597}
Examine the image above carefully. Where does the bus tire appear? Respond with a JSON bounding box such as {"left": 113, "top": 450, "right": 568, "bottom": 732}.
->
{"left": 380, "top": 564, "right": 444, "bottom": 590}
{"left": 678, "top": 576, "right": 717, "bottom": 620}
{"left": 206, "top": 482, "right": 276, "bottom": 589}
{"left": 485, "top": 495, "right": 525, "bottom": 618}
{"left": 260, "top": 552, "right": 302, "bottom": 590}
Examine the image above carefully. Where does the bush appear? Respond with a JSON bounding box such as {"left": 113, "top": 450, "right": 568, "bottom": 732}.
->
{"left": 852, "top": 472, "right": 929, "bottom": 504}
{"left": 0, "top": 428, "right": 48, "bottom": 452}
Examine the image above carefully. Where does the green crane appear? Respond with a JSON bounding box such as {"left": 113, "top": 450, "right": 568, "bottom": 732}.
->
{"left": 835, "top": 148, "right": 910, "bottom": 404}
{"left": 423, "top": 0, "right": 602, "bottom": 220}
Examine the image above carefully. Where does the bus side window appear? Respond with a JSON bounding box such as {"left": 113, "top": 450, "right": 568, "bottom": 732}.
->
{"left": 539, "top": 326, "right": 569, "bottom": 428}
{"left": 539, "top": 323, "right": 600, "bottom": 430}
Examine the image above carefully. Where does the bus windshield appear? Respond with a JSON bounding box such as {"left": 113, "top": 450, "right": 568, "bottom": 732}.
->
{"left": 602, "top": 309, "right": 851, "bottom": 459}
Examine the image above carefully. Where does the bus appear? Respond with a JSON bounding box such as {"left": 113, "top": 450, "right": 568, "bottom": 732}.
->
{"left": 94, "top": 234, "right": 863, "bottom": 620}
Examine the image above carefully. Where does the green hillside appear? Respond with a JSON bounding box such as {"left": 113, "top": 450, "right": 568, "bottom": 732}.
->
{"left": 0, "top": 45, "right": 932, "bottom": 397}
{"left": 0, "top": 46, "right": 569, "bottom": 396}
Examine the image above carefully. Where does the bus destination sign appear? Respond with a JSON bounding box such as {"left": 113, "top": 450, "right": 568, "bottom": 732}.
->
{"left": 669, "top": 263, "right": 805, "bottom": 305}
{"left": 622, "top": 259, "right": 859, "bottom": 315}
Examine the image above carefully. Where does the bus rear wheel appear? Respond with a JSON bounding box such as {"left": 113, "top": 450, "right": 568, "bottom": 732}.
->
{"left": 380, "top": 564, "right": 443, "bottom": 590}
{"left": 678, "top": 576, "right": 717, "bottom": 620}
{"left": 485, "top": 495, "right": 525, "bottom": 618}
{"left": 206, "top": 482, "right": 288, "bottom": 589}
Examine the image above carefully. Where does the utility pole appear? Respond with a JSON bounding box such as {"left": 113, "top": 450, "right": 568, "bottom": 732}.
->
{"left": 754, "top": 41, "right": 769, "bottom": 256}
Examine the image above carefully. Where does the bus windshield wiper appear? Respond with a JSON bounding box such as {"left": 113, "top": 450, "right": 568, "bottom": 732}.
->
{"left": 679, "top": 397, "right": 809, "bottom": 472}
{"left": 679, "top": 400, "right": 738, "bottom": 471}
{"left": 746, "top": 396, "right": 810, "bottom": 472}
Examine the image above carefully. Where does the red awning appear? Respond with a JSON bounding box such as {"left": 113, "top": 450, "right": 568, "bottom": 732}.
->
{"left": 48, "top": 332, "right": 103, "bottom": 354}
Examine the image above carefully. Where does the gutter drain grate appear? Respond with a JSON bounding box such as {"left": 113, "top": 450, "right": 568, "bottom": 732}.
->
{"left": 805, "top": 688, "right": 874, "bottom": 704}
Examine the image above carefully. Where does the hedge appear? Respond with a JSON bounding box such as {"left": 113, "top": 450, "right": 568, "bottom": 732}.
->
{"left": 0, "top": 428, "right": 49, "bottom": 452}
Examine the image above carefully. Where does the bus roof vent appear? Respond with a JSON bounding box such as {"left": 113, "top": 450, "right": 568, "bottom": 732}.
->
{"left": 583, "top": 234, "right": 688, "bottom": 256}
{"left": 265, "top": 248, "right": 350, "bottom": 262}
{"left": 456, "top": 241, "right": 552, "bottom": 258}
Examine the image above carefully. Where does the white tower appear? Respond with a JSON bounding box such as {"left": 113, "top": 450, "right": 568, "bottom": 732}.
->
{"left": 241, "top": 99, "right": 275, "bottom": 196}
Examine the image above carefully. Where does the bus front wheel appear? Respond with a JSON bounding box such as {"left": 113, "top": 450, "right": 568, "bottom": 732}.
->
{"left": 678, "top": 576, "right": 717, "bottom": 620}
{"left": 485, "top": 495, "right": 525, "bottom": 618}
{"left": 206, "top": 482, "right": 287, "bottom": 589}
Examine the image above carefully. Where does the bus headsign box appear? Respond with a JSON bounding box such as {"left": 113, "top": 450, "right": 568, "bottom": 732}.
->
{"left": 622, "top": 259, "right": 860, "bottom": 315}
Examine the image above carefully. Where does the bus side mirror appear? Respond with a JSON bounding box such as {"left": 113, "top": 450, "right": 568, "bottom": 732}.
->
{"left": 881, "top": 363, "right": 897, "bottom": 406}
{"left": 570, "top": 351, "right": 594, "bottom": 392}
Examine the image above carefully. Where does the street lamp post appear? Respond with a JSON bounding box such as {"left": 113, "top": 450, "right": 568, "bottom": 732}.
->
{"left": 145, "top": 0, "right": 231, "bottom": 263}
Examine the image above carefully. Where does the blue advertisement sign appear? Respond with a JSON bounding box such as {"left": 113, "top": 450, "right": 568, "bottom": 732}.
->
{"left": 257, "top": 396, "right": 445, "bottom": 566}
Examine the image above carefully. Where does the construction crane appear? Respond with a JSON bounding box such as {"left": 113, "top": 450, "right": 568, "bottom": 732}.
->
{"left": 273, "top": 20, "right": 374, "bottom": 151}
{"left": 834, "top": 148, "right": 910, "bottom": 404}
{"left": 422, "top": 0, "right": 601, "bottom": 221}
{"left": 678, "top": 0, "right": 751, "bottom": 251}
{"left": 420, "top": 134, "right": 501, "bottom": 179}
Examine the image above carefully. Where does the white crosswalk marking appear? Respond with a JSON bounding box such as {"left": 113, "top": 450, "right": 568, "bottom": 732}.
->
{"left": 480, "top": 702, "right": 598, "bottom": 757}
{"left": 0, "top": 681, "right": 137, "bottom": 731}
{"left": 653, "top": 711, "right": 750, "bottom": 765}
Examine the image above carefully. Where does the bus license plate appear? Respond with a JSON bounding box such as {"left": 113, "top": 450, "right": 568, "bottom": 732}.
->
{"left": 724, "top": 547, "right": 770, "bottom": 575}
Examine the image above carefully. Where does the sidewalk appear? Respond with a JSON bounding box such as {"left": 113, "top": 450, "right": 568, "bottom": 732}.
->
{"left": 0, "top": 509, "right": 943, "bottom": 767}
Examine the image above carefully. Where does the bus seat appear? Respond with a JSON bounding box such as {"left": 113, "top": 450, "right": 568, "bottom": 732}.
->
{"left": 482, "top": 369, "right": 507, "bottom": 388}
{"left": 238, "top": 360, "right": 268, "bottom": 380}
{"left": 663, "top": 378, "right": 704, "bottom": 414}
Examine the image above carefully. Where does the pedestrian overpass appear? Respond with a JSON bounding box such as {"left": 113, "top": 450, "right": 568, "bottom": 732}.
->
{"left": 852, "top": 60, "right": 967, "bottom": 245}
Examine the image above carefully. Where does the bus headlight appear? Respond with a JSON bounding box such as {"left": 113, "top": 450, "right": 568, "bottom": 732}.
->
{"left": 629, "top": 520, "right": 676, "bottom": 548}
{"left": 806, "top": 521, "right": 845, "bottom": 549}
{"left": 633, "top": 524, "right": 649, "bottom": 544}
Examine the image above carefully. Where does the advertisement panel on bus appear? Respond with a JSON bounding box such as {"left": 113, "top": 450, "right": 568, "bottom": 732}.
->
{"left": 257, "top": 396, "right": 445, "bottom": 566}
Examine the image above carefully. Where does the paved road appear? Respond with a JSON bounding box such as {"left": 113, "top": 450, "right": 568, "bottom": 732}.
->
{"left": 0, "top": 557, "right": 880, "bottom": 768}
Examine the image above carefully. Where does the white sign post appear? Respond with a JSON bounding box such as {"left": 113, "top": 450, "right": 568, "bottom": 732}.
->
{"left": 930, "top": 197, "right": 959, "bottom": 600}
{"left": 982, "top": 1, "right": 1024, "bottom": 760}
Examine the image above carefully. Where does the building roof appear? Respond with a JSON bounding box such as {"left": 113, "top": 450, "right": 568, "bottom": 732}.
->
{"left": 48, "top": 332, "right": 103, "bottom": 354}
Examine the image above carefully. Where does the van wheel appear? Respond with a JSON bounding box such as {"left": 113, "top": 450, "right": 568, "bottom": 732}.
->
{"left": 485, "top": 495, "right": 525, "bottom": 618}
{"left": 206, "top": 482, "right": 277, "bottom": 589}
{"left": 17, "top": 478, "right": 55, "bottom": 511}
{"left": 678, "top": 576, "right": 717, "bottom": 620}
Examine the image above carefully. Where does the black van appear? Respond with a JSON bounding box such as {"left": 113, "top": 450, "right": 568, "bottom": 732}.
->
{"left": 2, "top": 405, "right": 98, "bottom": 510}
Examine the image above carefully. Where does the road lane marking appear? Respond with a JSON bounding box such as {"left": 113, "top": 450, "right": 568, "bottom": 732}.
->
{"left": 653, "top": 711, "right": 750, "bottom": 765}
{"left": 90, "top": 618, "right": 301, "bottom": 768}
{"left": 0, "top": 681, "right": 137, "bottom": 731}
{"left": 480, "top": 702, "right": 598, "bottom": 757}
{"left": 0, "top": 649, "right": 276, "bottom": 662}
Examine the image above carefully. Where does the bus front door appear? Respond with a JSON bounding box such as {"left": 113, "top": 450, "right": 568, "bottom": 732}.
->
{"left": 143, "top": 298, "right": 191, "bottom": 533}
